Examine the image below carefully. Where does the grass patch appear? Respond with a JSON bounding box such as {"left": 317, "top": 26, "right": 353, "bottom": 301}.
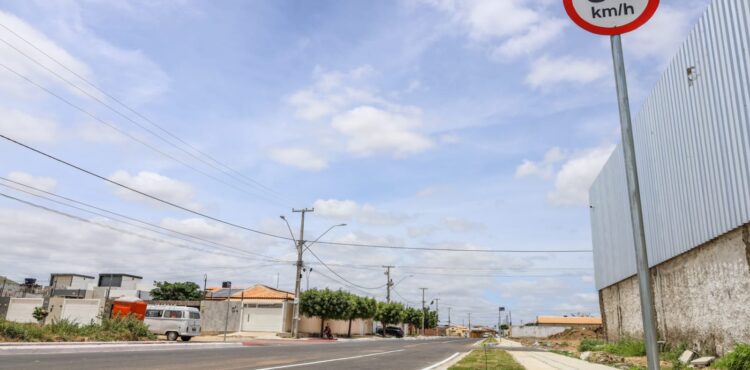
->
{"left": 550, "top": 349, "right": 576, "bottom": 358}
{"left": 449, "top": 349, "right": 525, "bottom": 370}
{"left": 600, "top": 338, "right": 646, "bottom": 357}
{"left": 714, "top": 344, "right": 750, "bottom": 370}
{"left": 482, "top": 337, "right": 498, "bottom": 344}
{"left": 0, "top": 316, "right": 155, "bottom": 342}
{"left": 578, "top": 338, "right": 606, "bottom": 352}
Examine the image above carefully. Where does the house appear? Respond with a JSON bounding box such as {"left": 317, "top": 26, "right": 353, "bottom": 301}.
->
{"left": 446, "top": 325, "right": 469, "bottom": 337}
{"left": 200, "top": 284, "right": 294, "bottom": 334}
{"left": 0, "top": 276, "right": 21, "bottom": 297}
{"left": 536, "top": 316, "right": 602, "bottom": 328}
{"left": 49, "top": 273, "right": 96, "bottom": 298}
{"left": 92, "top": 273, "right": 153, "bottom": 300}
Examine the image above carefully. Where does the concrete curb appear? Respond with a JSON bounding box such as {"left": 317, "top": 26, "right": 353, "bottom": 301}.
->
{"left": 0, "top": 342, "right": 243, "bottom": 356}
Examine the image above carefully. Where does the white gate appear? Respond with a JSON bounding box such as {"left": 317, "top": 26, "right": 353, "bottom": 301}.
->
{"left": 242, "top": 303, "right": 283, "bottom": 332}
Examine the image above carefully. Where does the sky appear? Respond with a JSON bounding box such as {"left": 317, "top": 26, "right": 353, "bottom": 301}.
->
{"left": 0, "top": 0, "right": 711, "bottom": 326}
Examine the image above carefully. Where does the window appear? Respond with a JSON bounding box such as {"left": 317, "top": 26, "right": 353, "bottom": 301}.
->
{"left": 164, "top": 310, "right": 183, "bottom": 319}
{"left": 98, "top": 275, "right": 122, "bottom": 288}
{"left": 257, "top": 304, "right": 283, "bottom": 309}
{"left": 145, "top": 310, "right": 163, "bottom": 318}
{"left": 189, "top": 312, "right": 200, "bottom": 319}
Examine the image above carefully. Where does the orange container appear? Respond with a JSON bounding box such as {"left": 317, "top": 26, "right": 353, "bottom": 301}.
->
{"left": 111, "top": 300, "right": 147, "bottom": 320}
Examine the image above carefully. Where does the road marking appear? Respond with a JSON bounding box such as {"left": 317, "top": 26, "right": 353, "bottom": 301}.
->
{"left": 253, "top": 349, "right": 405, "bottom": 369}
{"left": 420, "top": 352, "right": 460, "bottom": 370}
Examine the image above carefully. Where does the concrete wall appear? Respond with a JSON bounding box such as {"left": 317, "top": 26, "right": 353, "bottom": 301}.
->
{"left": 510, "top": 325, "right": 568, "bottom": 338}
{"left": 200, "top": 300, "right": 242, "bottom": 334}
{"left": 5, "top": 298, "right": 43, "bottom": 323}
{"left": 46, "top": 297, "right": 104, "bottom": 325}
{"left": 299, "top": 315, "right": 374, "bottom": 337}
{"left": 600, "top": 225, "right": 750, "bottom": 355}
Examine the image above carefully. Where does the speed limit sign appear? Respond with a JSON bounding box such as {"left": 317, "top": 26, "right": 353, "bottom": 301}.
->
{"left": 563, "top": 0, "right": 660, "bottom": 35}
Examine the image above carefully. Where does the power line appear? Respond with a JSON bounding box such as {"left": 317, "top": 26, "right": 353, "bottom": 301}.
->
{"left": 0, "top": 32, "right": 289, "bottom": 207}
{"left": 0, "top": 60, "right": 288, "bottom": 208}
{"left": 304, "top": 247, "right": 387, "bottom": 291}
{"left": 0, "top": 133, "right": 294, "bottom": 242}
{"left": 1, "top": 134, "right": 594, "bottom": 255}
{"left": 313, "top": 239, "right": 593, "bottom": 253}
{"left": 0, "top": 191, "right": 263, "bottom": 261}
{"left": 0, "top": 178, "right": 283, "bottom": 262}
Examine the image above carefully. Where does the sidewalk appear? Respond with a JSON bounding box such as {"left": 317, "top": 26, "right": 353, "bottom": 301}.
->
{"left": 497, "top": 339, "right": 614, "bottom": 370}
{"left": 0, "top": 341, "right": 242, "bottom": 356}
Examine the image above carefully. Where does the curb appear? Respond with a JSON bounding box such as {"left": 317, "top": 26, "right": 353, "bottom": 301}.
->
{"left": 0, "top": 342, "right": 242, "bottom": 356}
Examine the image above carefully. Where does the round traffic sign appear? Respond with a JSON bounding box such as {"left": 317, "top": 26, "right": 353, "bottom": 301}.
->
{"left": 563, "top": 0, "right": 659, "bottom": 35}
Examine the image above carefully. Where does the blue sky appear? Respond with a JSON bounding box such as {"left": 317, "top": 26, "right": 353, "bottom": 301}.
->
{"left": 0, "top": 0, "right": 710, "bottom": 325}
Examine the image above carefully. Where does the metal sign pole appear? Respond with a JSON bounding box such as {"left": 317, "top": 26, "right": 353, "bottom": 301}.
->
{"left": 610, "top": 34, "right": 660, "bottom": 370}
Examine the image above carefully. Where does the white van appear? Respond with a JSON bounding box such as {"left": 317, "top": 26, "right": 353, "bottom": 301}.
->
{"left": 144, "top": 305, "right": 201, "bottom": 341}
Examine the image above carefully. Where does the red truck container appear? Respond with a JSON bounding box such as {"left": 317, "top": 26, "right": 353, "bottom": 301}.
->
{"left": 111, "top": 297, "right": 147, "bottom": 320}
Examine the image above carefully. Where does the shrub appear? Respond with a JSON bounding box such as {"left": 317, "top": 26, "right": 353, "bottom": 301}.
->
{"left": 0, "top": 316, "right": 154, "bottom": 342}
{"left": 714, "top": 344, "right": 750, "bottom": 370}
{"left": 603, "top": 338, "right": 646, "bottom": 357}
{"left": 578, "top": 338, "right": 605, "bottom": 352}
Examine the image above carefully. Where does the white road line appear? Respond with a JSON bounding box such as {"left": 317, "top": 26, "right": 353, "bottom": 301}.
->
{"left": 253, "top": 349, "right": 405, "bottom": 370}
{"left": 420, "top": 352, "right": 460, "bottom": 370}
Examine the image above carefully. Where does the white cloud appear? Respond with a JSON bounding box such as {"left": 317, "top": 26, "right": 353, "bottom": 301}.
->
{"left": 6, "top": 171, "right": 57, "bottom": 192}
{"left": 284, "top": 66, "right": 434, "bottom": 161}
{"left": 547, "top": 144, "right": 615, "bottom": 206}
{"left": 515, "top": 147, "right": 565, "bottom": 179}
{"left": 313, "top": 198, "right": 407, "bottom": 226}
{"left": 526, "top": 56, "right": 608, "bottom": 89}
{"left": 269, "top": 148, "right": 328, "bottom": 171}
{"left": 493, "top": 19, "right": 567, "bottom": 60}
{"left": 331, "top": 106, "right": 434, "bottom": 157}
{"left": 0, "top": 107, "right": 58, "bottom": 143}
{"left": 107, "top": 170, "right": 201, "bottom": 209}
{"left": 0, "top": 11, "right": 93, "bottom": 99}
{"left": 418, "top": 0, "right": 562, "bottom": 61}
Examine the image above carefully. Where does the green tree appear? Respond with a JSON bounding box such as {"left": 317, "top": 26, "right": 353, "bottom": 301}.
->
{"left": 375, "top": 302, "right": 405, "bottom": 328}
{"left": 150, "top": 281, "right": 203, "bottom": 301}
{"left": 426, "top": 310, "right": 438, "bottom": 329}
{"left": 403, "top": 307, "right": 422, "bottom": 334}
{"left": 344, "top": 295, "right": 377, "bottom": 337}
{"left": 299, "top": 288, "right": 351, "bottom": 336}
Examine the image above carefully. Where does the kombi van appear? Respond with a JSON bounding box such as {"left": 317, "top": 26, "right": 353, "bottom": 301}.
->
{"left": 144, "top": 305, "right": 201, "bottom": 341}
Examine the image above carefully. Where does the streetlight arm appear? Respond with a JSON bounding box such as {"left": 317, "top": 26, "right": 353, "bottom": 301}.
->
{"left": 302, "top": 224, "right": 346, "bottom": 252}
{"left": 280, "top": 216, "right": 297, "bottom": 245}
{"left": 393, "top": 275, "right": 412, "bottom": 287}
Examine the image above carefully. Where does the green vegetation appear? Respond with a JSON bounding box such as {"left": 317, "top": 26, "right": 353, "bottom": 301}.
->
{"left": 714, "top": 344, "right": 750, "bottom": 370}
{"left": 482, "top": 337, "right": 497, "bottom": 344}
{"left": 449, "top": 349, "right": 525, "bottom": 370}
{"left": 299, "top": 288, "right": 352, "bottom": 336}
{"left": 403, "top": 306, "right": 439, "bottom": 331}
{"left": 343, "top": 294, "right": 377, "bottom": 337}
{"left": 150, "top": 281, "right": 203, "bottom": 301}
{"left": 0, "top": 316, "right": 155, "bottom": 342}
{"left": 550, "top": 349, "right": 575, "bottom": 358}
{"left": 578, "top": 338, "right": 606, "bottom": 352}
{"left": 374, "top": 301, "right": 405, "bottom": 327}
{"left": 31, "top": 307, "right": 49, "bottom": 323}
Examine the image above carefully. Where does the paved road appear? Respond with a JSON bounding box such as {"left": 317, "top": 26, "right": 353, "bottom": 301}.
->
{"left": 0, "top": 338, "right": 475, "bottom": 370}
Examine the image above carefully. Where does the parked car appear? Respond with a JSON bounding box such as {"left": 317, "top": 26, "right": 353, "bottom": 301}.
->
{"left": 376, "top": 326, "right": 404, "bottom": 338}
{"left": 144, "top": 305, "right": 201, "bottom": 341}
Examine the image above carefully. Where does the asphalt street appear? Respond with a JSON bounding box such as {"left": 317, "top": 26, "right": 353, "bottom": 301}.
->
{"left": 0, "top": 338, "right": 476, "bottom": 370}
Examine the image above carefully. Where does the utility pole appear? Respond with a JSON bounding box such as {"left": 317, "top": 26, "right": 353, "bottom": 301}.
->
{"left": 291, "top": 208, "right": 313, "bottom": 339}
{"left": 383, "top": 266, "right": 394, "bottom": 302}
{"left": 203, "top": 274, "right": 208, "bottom": 299}
{"left": 420, "top": 287, "right": 427, "bottom": 335}
{"left": 276, "top": 273, "right": 279, "bottom": 289}
{"left": 433, "top": 298, "right": 439, "bottom": 327}
{"left": 468, "top": 313, "right": 471, "bottom": 333}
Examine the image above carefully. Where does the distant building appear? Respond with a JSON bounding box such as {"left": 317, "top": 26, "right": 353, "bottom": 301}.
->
{"left": 93, "top": 273, "right": 153, "bottom": 300}
{"left": 49, "top": 273, "right": 96, "bottom": 298}
{"left": 535, "top": 316, "right": 602, "bottom": 328}
{"left": 0, "top": 276, "right": 21, "bottom": 297}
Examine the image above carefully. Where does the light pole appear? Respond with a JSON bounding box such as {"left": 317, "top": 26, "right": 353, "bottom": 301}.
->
{"left": 281, "top": 214, "right": 345, "bottom": 339}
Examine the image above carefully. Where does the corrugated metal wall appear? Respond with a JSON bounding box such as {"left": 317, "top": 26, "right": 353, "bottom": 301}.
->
{"left": 590, "top": 0, "right": 750, "bottom": 290}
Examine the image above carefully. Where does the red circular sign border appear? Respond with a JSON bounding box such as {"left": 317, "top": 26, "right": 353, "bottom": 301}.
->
{"left": 563, "top": 0, "right": 660, "bottom": 36}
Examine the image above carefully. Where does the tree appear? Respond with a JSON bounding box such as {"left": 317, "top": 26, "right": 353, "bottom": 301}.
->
{"left": 344, "top": 295, "right": 377, "bottom": 337}
{"left": 150, "top": 281, "right": 203, "bottom": 301}
{"left": 403, "top": 307, "right": 422, "bottom": 334}
{"left": 375, "top": 302, "right": 405, "bottom": 328}
{"left": 299, "top": 288, "right": 351, "bottom": 336}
